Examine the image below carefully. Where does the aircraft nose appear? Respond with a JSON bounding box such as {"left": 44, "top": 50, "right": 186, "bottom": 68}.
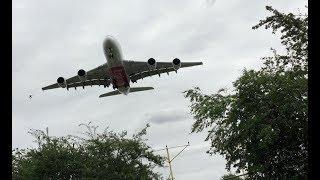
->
{"left": 103, "top": 37, "right": 112, "bottom": 47}
{"left": 103, "top": 36, "right": 117, "bottom": 48}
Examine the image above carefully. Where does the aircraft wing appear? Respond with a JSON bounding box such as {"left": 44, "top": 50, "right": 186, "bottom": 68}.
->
{"left": 42, "top": 63, "right": 111, "bottom": 90}
{"left": 123, "top": 60, "right": 203, "bottom": 83}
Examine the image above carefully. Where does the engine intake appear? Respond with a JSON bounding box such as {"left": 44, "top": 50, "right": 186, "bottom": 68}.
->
{"left": 172, "top": 58, "right": 181, "bottom": 70}
{"left": 77, "top": 69, "right": 87, "bottom": 81}
{"left": 57, "top": 77, "right": 66, "bottom": 88}
{"left": 147, "top": 58, "right": 157, "bottom": 69}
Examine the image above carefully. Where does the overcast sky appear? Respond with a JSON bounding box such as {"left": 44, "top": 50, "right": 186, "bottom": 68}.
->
{"left": 13, "top": 0, "right": 307, "bottom": 179}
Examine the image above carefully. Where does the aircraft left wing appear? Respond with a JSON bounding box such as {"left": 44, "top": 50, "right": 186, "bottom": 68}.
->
{"left": 123, "top": 60, "right": 203, "bottom": 83}
{"left": 42, "top": 63, "right": 111, "bottom": 90}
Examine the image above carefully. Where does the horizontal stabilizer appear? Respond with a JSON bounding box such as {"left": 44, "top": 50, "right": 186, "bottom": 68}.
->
{"left": 129, "top": 87, "right": 154, "bottom": 93}
{"left": 99, "top": 87, "right": 154, "bottom": 98}
{"left": 99, "top": 90, "right": 121, "bottom": 98}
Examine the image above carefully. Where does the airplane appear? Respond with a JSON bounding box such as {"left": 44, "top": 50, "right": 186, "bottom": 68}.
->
{"left": 42, "top": 36, "right": 203, "bottom": 97}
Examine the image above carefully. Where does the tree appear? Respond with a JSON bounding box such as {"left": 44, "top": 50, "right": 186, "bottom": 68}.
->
{"left": 184, "top": 6, "right": 307, "bottom": 179}
{"left": 12, "top": 123, "right": 164, "bottom": 180}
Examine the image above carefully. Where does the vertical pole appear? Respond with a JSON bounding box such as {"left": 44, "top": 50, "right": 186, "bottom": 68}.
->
{"left": 166, "top": 145, "right": 174, "bottom": 180}
{"left": 45, "top": 127, "right": 49, "bottom": 143}
{"left": 46, "top": 127, "right": 49, "bottom": 136}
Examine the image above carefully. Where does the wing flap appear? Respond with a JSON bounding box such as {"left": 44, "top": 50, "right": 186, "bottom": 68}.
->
{"left": 129, "top": 67, "right": 173, "bottom": 82}
{"left": 67, "top": 79, "right": 111, "bottom": 89}
{"left": 42, "top": 78, "right": 111, "bottom": 91}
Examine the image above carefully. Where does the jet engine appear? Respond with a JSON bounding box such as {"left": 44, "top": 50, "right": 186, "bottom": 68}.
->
{"left": 147, "top": 58, "right": 157, "bottom": 69}
{"left": 172, "top": 58, "right": 181, "bottom": 70}
{"left": 77, "top": 69, "right": 87, "bottom": 81}
{"left": 57, "top": 77, "right": 66, "bottom": 88}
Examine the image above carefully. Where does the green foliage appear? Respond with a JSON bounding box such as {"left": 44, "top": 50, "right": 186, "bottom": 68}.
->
{"left": 221, "top": 173, "right": 243, "bottom": 180}
{"left": 252, "top": 6, "right": 308, "bottom": 74}
{"left": 12, "top": 123, "right": 164, "bottom": 180}
{"left": 184, "top": 6, "right": 307, "bottom": 179}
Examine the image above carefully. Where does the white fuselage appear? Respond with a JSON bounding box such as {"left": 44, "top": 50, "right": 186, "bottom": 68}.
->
{"left": 103, "top": 36, "right": 130, "bottom": 95}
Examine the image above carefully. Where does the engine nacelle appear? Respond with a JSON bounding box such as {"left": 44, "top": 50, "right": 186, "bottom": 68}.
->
{"left": 147, "top": 58, "right": 157, "bottom": 69}
{"left": 77, "top": 69, "right": 87, "bottom": 81}
{"left": 172, "top": 58, "right": 181, "bottom": 70}
{"left": 57, "top": 77, "right": 66, "bottom": 88}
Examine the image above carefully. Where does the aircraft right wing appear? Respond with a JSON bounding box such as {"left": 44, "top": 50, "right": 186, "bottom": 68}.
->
{"left": 123, "top": 60, "right": 203, "bottom": 83}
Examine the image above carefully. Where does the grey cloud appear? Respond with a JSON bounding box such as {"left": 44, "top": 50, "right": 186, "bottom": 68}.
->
{"left": 206, "top": 0, "right": 217, "bottom": 6}
{"left": 147, "top": 109, "right": 189, "bottom": 124}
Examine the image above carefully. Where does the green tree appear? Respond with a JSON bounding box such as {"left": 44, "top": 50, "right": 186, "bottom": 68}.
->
{"left": 12, "top": 123, "right": 164, "bottom": 180}
{"left": 184, "top": 6, "right": 307, "bottom": 179}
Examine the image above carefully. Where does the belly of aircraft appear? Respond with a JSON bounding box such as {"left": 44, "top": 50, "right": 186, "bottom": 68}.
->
{"left": 109, "top": 66, "right": 130, "bottom": 88}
